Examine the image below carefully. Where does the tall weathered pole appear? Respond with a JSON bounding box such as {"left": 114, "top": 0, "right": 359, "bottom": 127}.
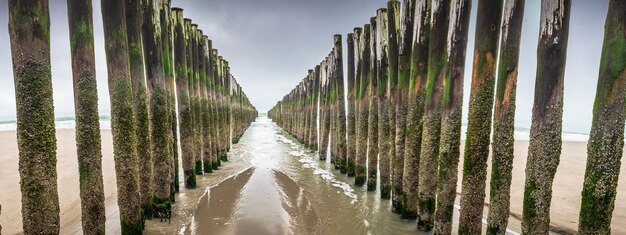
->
{"left": 401, "top": 0, "right": 430, "bottom": 217}
{"left": 125, "top": 0, "right": 154, "bottom": 215}
{"left": 487, "top": 0, "right": 525, "bottom": 233}
{"left": 202, "top": 36, "right": 214, "bottom": 174}
{"left": 434, "top": 0, "right": 471, "bottom": 233}
{"left": 417, "top": 0, "right": 450, "bottom": 231}
{"left": 182, "top": 18, "right": 197, "bottom": 188}
{"left": 192, "top": 25, "right": 204, "bottom": 175}
{"left": 355, "top": 24, "right": 371, "bottom": 187}
{"left": 578, "top": 0, "right": 625, "bottom": 233}
{"left": 8, "top": 0, "right": 60, "bottom": 233}
{"left": 522, "top": 0, "right": 571, "bottom": 233}
{"left": 459, "top": 0, "right": 504, "bottom": 233}
{"left": 143, "top": 0, "right": 172, "bottom": 207}
{"left": 367, "top": 16, "right": 379, "bottom": 192}
{"left": 376, "top": 7, "right": 392, "bottom": 199}
{"left": 67, "top": 0, "right": 106, "bottom": 232}
{"left": 100, "top": 0, "right": 143, "bottom": 232}
{"left": 346, "top": 31, "right": 358, "bottom": 177}
{"left": 334, "top": 34, "right": 347, "bottom": 173}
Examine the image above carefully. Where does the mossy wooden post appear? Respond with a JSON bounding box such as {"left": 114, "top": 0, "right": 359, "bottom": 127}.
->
{"left": 376, "top": 7, "right": 392, "bottom": 199}
{"left": 196, "top": 32, "right": 208, "bottom": 173}
{"left": 202, "top": 36, "right": 214, "bottom": 174}
{"left": 182, "top": 19, "right": 197, "bottom": 188}
{"left": 355, "top": 24, "right": 371, "bottom": 187}
{"left": 211, "top": 49, "right": 221, "bottom": 169}
{"left": 173, "top": 11, "right": 194, "bottom": 189}
{"left": 125, "top": 0, "right": 154, "bottom": 215}
{"left": 68, "top": 0, "right": 106, "bottom": 232}
{"left": 416, "top": 0, "right": 449, "bottom": 231}
{"left": 401, "top": 0, "right": 430, "bottom": 217}
{"left": 346, "top": 29, "right": 361, "bottom": 177}
{"left": 367, "top": 16, "right": 379, "bottom": 192}
{"left": 522, "top": 0, "right": 571, "bottom": 233}
{"left": 320, "top": 59, "right": 331, "bottom": 161}
{"left": 308, "top": 69, "right": 318, "bottom": 151}
{"left": 191, "top": 25, "right": 204, "bottom": 175}
{"left": 100, "top": 0, "right": 143, "bottom": 232}
{"left": 313, "top": 65, "right": 321, "bottom": 152}
{"left": 8, "top": 0, "right": 60, "bottom": 233}
{"left": 487, "top": 0, "right": 525, "bottom": 233}
{"left": 434, "top": 0, "right": 471, "bottom": 234}
{"left": 159, "top": 0, "right": 178, "bottom": 196}
{"left": 334, "top": 35, "right": 347, "bottom": 173}
{"left": 459, "top": 0, "right": 504, "bottom": 233}
{"left": 390, "top": 0, "right": 410, "bottom": 207}
{"left": 142, "top": 0, "right": 172, "bottom": 207}
{"left": 578, "top": 0, "right": 626, "bottom": 233}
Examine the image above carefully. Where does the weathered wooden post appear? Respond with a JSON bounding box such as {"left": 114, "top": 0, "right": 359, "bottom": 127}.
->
{"left": 487, "top": 0, "right": 525, "bottom": 233}
{"left": 522, "top": 0, "right": 571, "bottom": 233}
{"left": 159, "top": 0, "right": 178, "bottom": 196}
{"left": 182, "top": 18, "right": 197, "bottom": 187}
{"left": 8, "top": 0, "right": 60, "bottom": 233}
{"left": 143, "top": 0, "right": 172, "bottom": 211}
{"left": 334, "top": 35, "right": 347, "bottom": 173}
{"left": 578, "top": 0, "right": 626, "bottom": 233}
{"left": 68, "top": 0, "right": 106, "bottom": 231}
{"left": 202, "top": 36, "right": 214, "bottom": 173}
{"left": 347, "top": 30, "right": 359, "bottom": 177}
{"left": 376, "top": 7, "right": 392, "bottom": 199}
{"left": 401, "top": 0, "right": 430, "bottom": 217}
{"left": 434, "top": 0, "right": 471, "bottom": 233}
{"left": 320, "top": 59, "right": 331, "bottom": 161}
{"left": 367, "top": 16, "right": 379, "bottom": 192}
{"left": 210, "top": 49, "right": 221, "bottom": 169}
{"left": 192, "top": 25, "right": 204, "bottom": 175}
{"left": 459, "top": 0, "right": 504, "bottom": 233}
{"left": 125, "top": 0, "right": 154, "bottom": 214}
{"left": 355, "top": 24, "right": 371, "bottom": 187}
{"left": 100, "top": 0, "right": 143, "bottom": 232}
{"left": 417, "top": 0, "right": 450, "bottom": 231}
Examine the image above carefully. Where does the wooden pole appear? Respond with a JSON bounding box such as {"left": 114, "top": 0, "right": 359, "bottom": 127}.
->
{"left": 355, "top": 24, "right": 371, "bottom": 187}
{"left": 67, "top": 0, "right": 106, "bottom": 231}
{"left": 367, "top": 16, "right": 379, "bottom": 192}
{"left": 522, "top": 0, "right": 571, "bottom": 233}
{"left": 8, "top": 0, "right": 60, "bottom": 233}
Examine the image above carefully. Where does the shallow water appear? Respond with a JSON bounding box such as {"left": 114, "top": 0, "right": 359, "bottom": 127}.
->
{"left": 178, "top": 116, "right": 518, "bottom": 235}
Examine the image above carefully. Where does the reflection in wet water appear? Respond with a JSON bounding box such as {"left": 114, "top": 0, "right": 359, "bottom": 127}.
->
{"left": 185, "top": 116, "right": 518, "bottom": 235}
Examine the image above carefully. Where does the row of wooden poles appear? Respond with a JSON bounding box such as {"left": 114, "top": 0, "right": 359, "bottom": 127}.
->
{"left": 269, "top": 0, "right": 626, "bottom": 234}
{"left": 6, "top": 0, "right": 257, "bottom": 234}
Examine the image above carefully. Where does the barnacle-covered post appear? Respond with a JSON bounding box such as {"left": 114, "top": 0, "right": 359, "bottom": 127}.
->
{"left": 434, "top": 0, "right": 471, "bottom": 233}
{"left": 182, "top": 18, "right": 197, "bottom": 187}
{"left": 375, "top": 7, "right": 392, "bottom": 199}
{"left": 143, "top": 0, "right": 172, "bottom": 210}
{"left": 67, "top": 0, "right": 106, "bottom": 231}
{"left": 320, "top": 59, "right": 331, "bottom": 161}
{"left": 522, "top": 0, "right": 571, "bottom": 233}
{"left": 458, "top": 0, "right": 504, "bottom": 233}
{"left": 202, "top": 36, "right": 214, "bottom": 173}
{"left": 125, "top": 0, "right": 154, "bottom": 213}
{"left": 100, "top": 0, "right": 143, "bottom": 232}
{"left": 159, "top": 0, "right": 179, "bottom": 196}
{"left": 192, "top": 25, "right": 204, "bottom": 175}
{"left": 367, "top": 16, "right": 379, "bottom": 192}
{"left": 8, "top": 0, "right": 60, "bottom": 233}
{"left": 401, "top": 0, "right": 430, "bottom": 217}
{"left": 416, "top": 0, "right": 450, "bottom": 231}
{"left": 346, "top": 30, "right": 360, "bottom": 177}
{"left": 334, "top": 34, "right": 347, "bottom": 173}
{"left": 487, "top": 0, "right": 525, "bottom": 233}
{"left": 355, "top": 24, "right": 371, "bottom": 187}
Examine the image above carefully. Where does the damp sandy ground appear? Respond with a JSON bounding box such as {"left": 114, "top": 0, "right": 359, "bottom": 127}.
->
{"left": 0, "top": 116, "right": 625, "bottom": 234}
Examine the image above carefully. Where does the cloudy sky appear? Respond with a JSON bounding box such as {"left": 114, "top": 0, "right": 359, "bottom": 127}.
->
{"left": 0, "top": 0, "right": 609, "bottom": 134}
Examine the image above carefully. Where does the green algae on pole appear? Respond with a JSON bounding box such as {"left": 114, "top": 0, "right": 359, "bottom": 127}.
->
{"left": 434, "top": 0, "right": 471, "bottom": 233}
{"left": 143, "top": 0, "right": 172, "bottom": 206}
{"left": 67, "top": 0, "right": 106, "bottom": 232}
{"left": 346, "top": 29, "right": 362, "bottom": 178}
{"left": 202, "top": 36, "right": 214, "bottom": 174}
{"left": 100, "top": 0, "right": 143, "bottom": 232}
{"left": 192, "top": 26, "right": 204, "bottom": 175}
{"left": 159, "top": 0, "right": 179, "bottom": 195}
{"left": 416, "top": 0, "right": 450, "bottom": 231}
{"left": 401, "top": 0, "right": 430, "bottom": 217}
{"left": 125, "top": 0, "right": 154, "bottom": 215}
{"left": 458, "top": 0, "right": 504, "bottom": 233}
{"left": 579, "top": 0, "right": 626, "bottom": 233}
{"left": 390, "top": 0, "right": 410, "bottom": 206}
{"left": 8, "top": 0, "right": 60, "bottom": 233}
{"left": 320, "top": 59, "right": 331, "bottom": 161}
{"left": 355, "top": 24, "right": 371, "bottom": 187}
{"left": 367, "top": 16, "right": 379, "bottom": 192}
{"left": 375, "top": 7, "right": 392, "bottom": 199}
{"left": 333, "top": 35, "right": 347, "bottom": 174}
{"left": 487, "top": 0, "right": 525, "bottom": 233}
{"left": 182, "top": 18, "right": 197, "bottom": 188}
{"left": 522, "top": 0, "right": 571, "bottom": 233}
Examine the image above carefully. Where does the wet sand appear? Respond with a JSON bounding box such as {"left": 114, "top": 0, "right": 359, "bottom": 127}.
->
{"left": 1, "top": 117, "right": 625, "bottom": 234}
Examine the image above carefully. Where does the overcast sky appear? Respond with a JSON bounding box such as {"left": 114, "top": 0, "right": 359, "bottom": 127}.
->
{"left": 0, "top": 0, "right": 609, "bottom": 133}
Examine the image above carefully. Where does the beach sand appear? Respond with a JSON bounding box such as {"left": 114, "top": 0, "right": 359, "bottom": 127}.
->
{"left": 0, "top": 129, "right": 625, "bottom": 234}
